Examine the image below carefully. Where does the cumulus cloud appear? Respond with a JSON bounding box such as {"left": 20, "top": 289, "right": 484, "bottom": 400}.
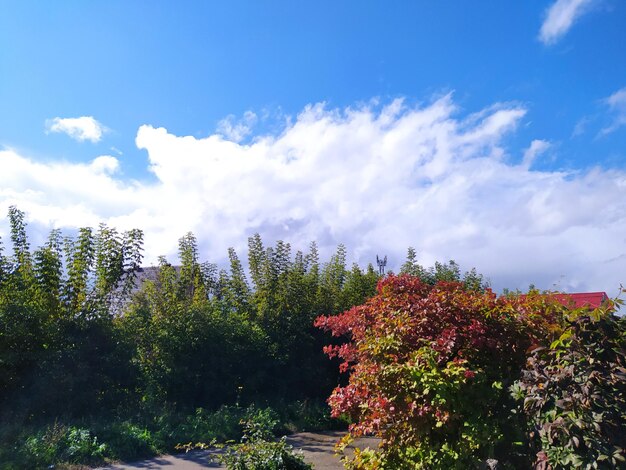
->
{"left": 2, "top": 95, "right": 626, "bottom": 296}
{"left": 539, "top": 0, "right": 595, "bottom": 45}
{"left": 599, "top": 87, "right": 626, "bottom": 136}
{"left": 90, "top": 155, "right": 120, "bottom": 174}
{"left": 45, "top": 116, "right": 106, "bottom": 143}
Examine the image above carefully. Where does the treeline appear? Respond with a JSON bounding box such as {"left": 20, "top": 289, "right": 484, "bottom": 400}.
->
{"left": 0, "top": 210, "right": 360, "bottom": 418}
{"left": 122, "top": 233, "right": 382, "bottom": 410}
{"left": 0, "top": 207, "right": 486, "bottom": 466}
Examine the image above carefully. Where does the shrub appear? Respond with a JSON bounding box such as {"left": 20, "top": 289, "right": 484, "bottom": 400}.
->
{"left": 62, "top": 426, "right": 108, "bottom": 463}
{"left": 163, "top": 407, "right": 240, "bottom": 447}
{"left": 171, "top": 405, "right": 287, "bottom": 453}
{"left": 97, "top": 421, "right": 157, "bottom": 461}
{"left": 512, "top": 304, "right": 626, "bottom": 468}
{"left": 219, "top": 409, "right": 311, "bottom": 470}
{"left": 19, "top": 423, "right": 67, "bottom": 468}
{"left": 316, "top": 274, "right": 555, "bottom": 469}
{"left": 15, "top": 423, "right": 108, "bottom": 468}
{"left": 220, "top": 437, "right": 311, "bottom": 470}
{"left": 274, "top": 400, "right": 348, "bottom": 434}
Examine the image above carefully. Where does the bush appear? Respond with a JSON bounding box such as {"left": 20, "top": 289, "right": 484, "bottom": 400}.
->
{"left": 12, "top": 423, "right": 108, "bottom": 469}
{"left": 512, "top": 306, "right": 626, "bottom": 468}
{"left": 274, "top": 400, "right": 348, "bottom": 434}
{"left": 316, "top": 275, "right": 555, "bottom": 469}
{"left": 0, "top": 403, "right": 334, "bottom": 468}
{"left": 157, "top": 405, "right": 272, "bottom": 449}
{"left": 97, "top": 421, "right": 157, "bottom": 461}
{"left": 220, "top": 437, "right": 311, "bottom": 470}
{"left": 62, "top": 426, "right": 108, "bottom": 463}
{"left": 219, "top": 409, "right": 311, "bottom": 470}
{"left": 19, "top": 423, "right": 67, "bottom": 468}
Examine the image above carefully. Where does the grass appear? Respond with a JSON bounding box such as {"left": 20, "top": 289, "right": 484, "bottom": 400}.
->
{"left": 0, "top": 400, "right": 347, "bottom": 469}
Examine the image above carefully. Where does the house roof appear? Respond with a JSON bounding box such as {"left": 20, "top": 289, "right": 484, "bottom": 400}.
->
{"left": 518, "top": 291, "right": 609, "bottom": 309}
{"left": 552, "top": 292, "right": 609, "bottom": 309}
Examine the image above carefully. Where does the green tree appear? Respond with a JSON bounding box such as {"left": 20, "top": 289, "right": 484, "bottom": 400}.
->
{"left": 400, "top": 247, "right": 426, "bottom": 278}
{"left": 0, "top": 207, "right": 142, "bottom": 419}
{"left": 400, "top": 247, "right": 488, "bottom": 291}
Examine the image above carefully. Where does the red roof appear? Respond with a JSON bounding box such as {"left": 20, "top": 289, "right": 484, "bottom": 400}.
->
{"left": 518, "top": 292, "right": 609, "bottom": 309}
{"left": 552, "top": 292, "right": 609, "bottom": 309}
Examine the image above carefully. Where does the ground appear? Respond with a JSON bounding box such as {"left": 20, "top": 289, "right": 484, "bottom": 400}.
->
{"left": 97, "top": 431, "right": 379, "bottom": 469}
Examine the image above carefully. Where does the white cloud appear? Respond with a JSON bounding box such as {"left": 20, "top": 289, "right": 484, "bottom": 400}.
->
{"left": 217, "top": 111, "right": 258, "bottom": 142}
{"left": 605, "top": 88, "right": 626, "bottom": 108}
{"left": 522, "top": 139, "right": 551, "bottom": 168}
{"left": 572, "top": 116, "right": 590, "bottom": 137}
{"left": 45, "top": 116, "right": 106, "bottom": 143}
{"left": 599, "top": 87, "right": 626, "bottom": 136}
{"left": 2, "top": 95, "right": 626, "bottom": 296}
{"left": 90, "top": 155, "right": 120, "bottom": 174}
{"left": 539, "top": 0, "right": 595, "bottom": 45}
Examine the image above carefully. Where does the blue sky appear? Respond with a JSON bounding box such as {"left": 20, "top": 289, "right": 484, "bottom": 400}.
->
{"left": 1, "top": 0, "right": 625, "bottom": 294}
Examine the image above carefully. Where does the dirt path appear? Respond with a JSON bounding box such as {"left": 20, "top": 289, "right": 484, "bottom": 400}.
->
{"left": 97, "top": 431, "right": 379, "bottom": 469}
{"left": 285, "top": 431, "right": 378, "bottom": 469}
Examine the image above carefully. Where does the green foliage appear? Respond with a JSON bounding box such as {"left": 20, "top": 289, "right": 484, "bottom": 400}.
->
{"left": 242, "top": 407, "right": 281, "bottom": 441}
{"left": 0, "top": 207, "right": 141, "bottom": 420}
{"left": 96, "top": 421, "right": 157, "bottom": 461}
{"left": 274, "top": 400, "right": 349, "bottom": 434}
{"left": 513, "top": 300, "right": 626, "bottom": 469}
{"left": 8, "top": 423, "right": 108, "bottom": 469}
{"left": 220, "top": 437, "right": 312, "bottom": 470}
{"left": 156, "top": 405, "right": 262, "bottom": 450}
{"left": 2, "top": 207, "right": 499, "bottom": 468}
{"left": 8, "top": 206, "right": 31, "bottom": 273}
{"left": 219, "top": 408, "right": 312, "bottom": 470}
{"left": 122, "top": 293, "right": 269, "bottom": 409}
{"left": 120, "top": 232, "right": 381, "bottom": 409}
{"left": 63, "top": 227, "right": 95, "bottom": 313}
{"left": 1, "top": 405, "right": 310, "bottom": 468}
{"left": 400, "top": 247, "right": 488, "bottom": 291}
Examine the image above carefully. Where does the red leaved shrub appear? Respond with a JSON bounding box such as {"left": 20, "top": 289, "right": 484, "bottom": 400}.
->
{"left": 316, "top": 274, "right": 561, "bottom": 469}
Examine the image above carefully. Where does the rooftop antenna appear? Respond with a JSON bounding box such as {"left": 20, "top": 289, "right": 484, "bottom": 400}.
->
{"left": 376, "top": 255, "right": 387, "bottom": 275}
